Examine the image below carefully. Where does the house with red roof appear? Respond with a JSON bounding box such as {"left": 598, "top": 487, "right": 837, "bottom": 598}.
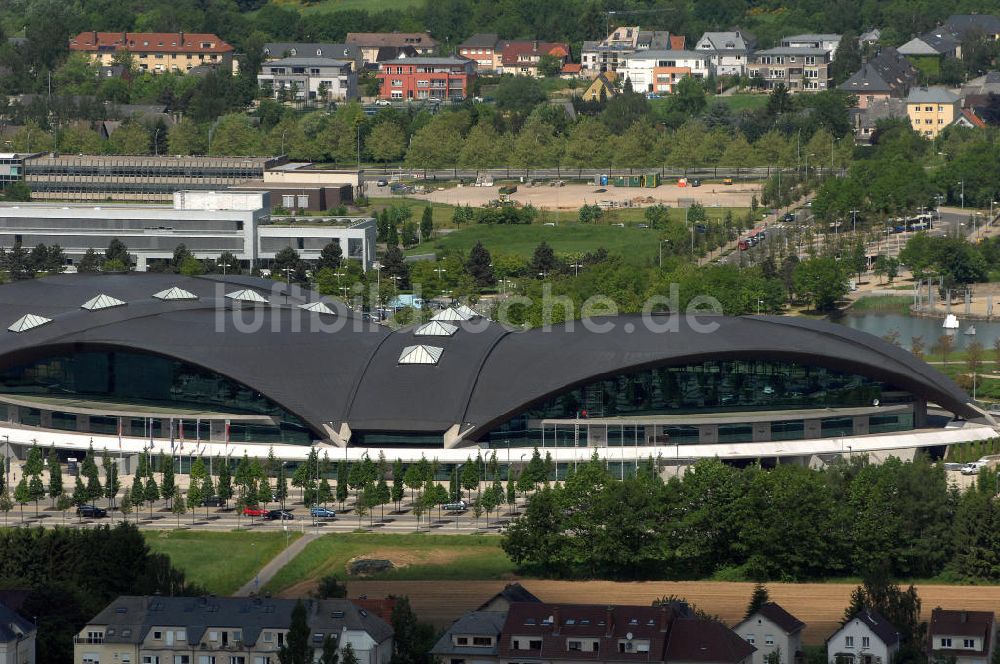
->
{"left": 68, "top": 31, "right": 235, "bottom": 74}
{"left": 499, "top": 41, "right": 571, "bottom": 77}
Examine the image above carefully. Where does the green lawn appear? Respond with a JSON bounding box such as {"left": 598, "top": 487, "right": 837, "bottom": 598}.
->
{"left": 714, "top": 93, "right": 769, "bottom": 112}
{"left": 849, "top": 295, "right": 912, "bottom": 314}
{"left": 145, "top": 530, "right": 299, "bottom": 596}
{"left": 264, "top": 533, "right": 514, "bottom": 594}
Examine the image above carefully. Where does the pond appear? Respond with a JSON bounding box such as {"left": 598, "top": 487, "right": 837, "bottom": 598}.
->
{"left": 834, "top": 312, "right": 1000, "bottom": 351}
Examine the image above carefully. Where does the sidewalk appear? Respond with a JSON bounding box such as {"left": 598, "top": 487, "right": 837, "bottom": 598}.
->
{"left": 234, "top": 531, "right": 320, "bottom": 597}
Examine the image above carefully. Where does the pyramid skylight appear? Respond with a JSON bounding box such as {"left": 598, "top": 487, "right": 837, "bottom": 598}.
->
{"left": 153, "top": 287, "right": 199, "bottom": 301}
{"left": 452, "top": 304, "right": 479, "bottom": 319}
{"left": 225, "top": 289, "right": 268, "bottom": 304}
{"left": 8, "top": 313, "right": 52, "bottom": 333}
{"left": 431, "top": 307, "right": 471, "bottom": 322}
{"left": 299, "top": 301, "right": 336, "bottom": 315}
{"left": 414, "top": 321, "right": 457, "bottom": 337}
{"left": 398, "top": 344, "right": 444, "bottom": 365}
{"left": 81, "top": 294, "right": 126, "bottom": 311}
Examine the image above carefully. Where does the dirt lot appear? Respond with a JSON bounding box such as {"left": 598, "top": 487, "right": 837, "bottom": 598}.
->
{"left": 344, "top": 579, "right": 1000, "bottom": 644}
{"left": 415, "top": 182, "right": 761, "bottom": 211}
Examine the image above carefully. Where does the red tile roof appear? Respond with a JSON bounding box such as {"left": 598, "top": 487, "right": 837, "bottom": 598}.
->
{"left": 501, "top": 41, "right": 570, "bottom": 66}
{"left": 960, "top": 107, "right": 987, "bottom": 128}
{"left": 69, "top": 32, "right": 232, "bottom": 54}
{"left": 562, "top": 63, "right": 582, "bottom": 73}
{"left": 346, "top": 32, "right": 438, "bottom": 48}
{"left": 670, "top": 34, "right": 687, "bottom": 49}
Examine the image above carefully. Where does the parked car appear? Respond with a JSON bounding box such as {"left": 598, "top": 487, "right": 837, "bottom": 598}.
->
{"left": 961, "top": 461, "right": 989, "bottom": 475}
{"left": 690, "top": 179, "right": 701, "bottom": 187}
{"left": 374, "top": 99, "right": 391, "bottom": 107}
{"left": 376, "top": 178, "right": 388, "bottom": 187}
{"left": 242, "top": 507, "right": 267, "bottom": 517}
{"left": 783, "top": 212, "right": 795, "bottom": 222}
{"left": 265, "top": 509, "right": 294, "bottom": 521}
{"left": 77, "top": 504, "right": 107, "bottom": 518}
{"left": 201, "top": 496, "right": 223, "bottom": 507}
{"left": 442, "top": 501, "right": 467, "bottom": 511}
{"left": 310, "top": 506, "right": 336, "bottom": 518}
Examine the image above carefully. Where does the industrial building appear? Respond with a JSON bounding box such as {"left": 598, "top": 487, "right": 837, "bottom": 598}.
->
{"left": 0, "top": 191, "right": 376, "bottom": 271}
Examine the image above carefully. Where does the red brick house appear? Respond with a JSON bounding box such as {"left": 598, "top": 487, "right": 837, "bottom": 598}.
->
{"left": 378, "top": 57, "right": 476, "bottom": 101}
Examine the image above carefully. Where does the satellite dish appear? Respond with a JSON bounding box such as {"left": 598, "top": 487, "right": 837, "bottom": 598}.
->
{"left": 873, "top": 399, "right": 880, "bottom": 407}
{"left": 626, "top": 632, "right": 633, "bottom": 641}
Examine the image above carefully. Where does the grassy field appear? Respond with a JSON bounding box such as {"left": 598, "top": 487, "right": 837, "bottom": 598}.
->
{"left": 714, "top": 93, "right": 769, "bottom": 111}
{"left": 271, "top": 0, "right": 424, "bottom": 14}
{"left": 265, "top": 533, "right": 514, "bottom": 595}
{"left": 849, "top": 295, "right": 912, "bottom": 314}
{"left": 145, "top": 531, "right": 298, "bottom": 596}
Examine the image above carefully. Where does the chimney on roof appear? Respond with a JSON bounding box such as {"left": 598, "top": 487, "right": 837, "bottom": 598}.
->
{"left": 179, "top": 31, "right": 185, "bottom": 46}
{"left": 93, "top": 31, "right": 98, "bottom": 45}
{"left": 606, "top": 607, "right": 614, "bottom": 638}
{"left": 533, "top": 40, "right": 539, "bottom": 52}
{"left": 553, "top": 607, "right": 561, "bottom": 635}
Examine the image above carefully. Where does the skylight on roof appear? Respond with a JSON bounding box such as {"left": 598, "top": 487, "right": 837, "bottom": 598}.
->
{"left": 81, "top": 294, "right": 126, "bottom": 311}
{"left": 398, "top": 345, "right": 444, "bottom": 365}
{"left": 225, "top": 289, "right": 268, "bottom": 304}
{"left": 300, "top": 301, "right": 336, "bottom": 315}
{"left": 431, "top": 307, "right": 471, "bottom": 322}
{"left": 8, "top": 313, "right": 52, "bottom": 333}
{"left": 414, "top": 321, "right": 457, "bottom": 337}
{"left": 153, "top": 287, "right": 198, "bottom": 301}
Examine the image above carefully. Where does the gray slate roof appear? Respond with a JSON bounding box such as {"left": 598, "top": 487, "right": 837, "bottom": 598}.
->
{"left": 0, "top": 602, "right": 34, "bottom": 644}
{"left": 85, "top": 596, "right": 392, "bottom": 647}
{"left": 263, "top": 57, "right": 354, "bottom": 69}
{"left": 264, "top": 43, "right": 359, "bottom": 61}
{"left": 839, "top": 48, "right": 916, "bottom": 97}
{"left": 907, "top": 86, "right": 959, "bottom": 103}
{"left": 431, "top": 611, "right": 506, "bottom": 657}
{"left": 943, "top": 14, "right": 1000, "bottom": 38}
{"left": 459, "top": 33, "right": 500, "bottom": 48}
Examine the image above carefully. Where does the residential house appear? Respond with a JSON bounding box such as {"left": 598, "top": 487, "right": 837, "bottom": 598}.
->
{"left": 476, "top": 583, "right": 542, "bottom": 613}
{"left": 433, "top": 611, "right": 507, "bottom": 664}
{"left": 623, "top": 50, "right": 711, "bottom": 94}
{"left": 257, "top": 57, "right": 358, "bottom": 102}
{"left": 733, "top": 603, "right": 805, "bottom": 664}
{"left": 898, "top": 31, "right": 960, "bottom": 59}
{"left": 346, "top": 32, "right": 438, "bottom": 64}
{"left": 377, "top": 57, "right": 476, "bottom": 101}
{"left": 73, "top": 595, "right": 393, "bottom": 664}
{"left": 560, "top": 63, "right": 583, "bottom": 78}
{"left": 583, "top": 71, "right": 619, "bottom": 101}
{"left": 838, "top": 47, "right": 918, "bottom": 108}
{"left": 927, "top": 608, "right": 996, "bottom": 664}
{"left": 859, "top": 29, "right": 882, "bottom": 47}
{"left": 458, "top": 34, "right": 503, "bottom": 72}
{"left": 849, "top": 98, "right": 908, "bottom": 144}
{"left": 780, "top": 34, "right": 843, "bottom": 59}
{"left": 695, "top": 31, "right": 755, "bottom": 76}
{"left": 749, "top": 47, "right": 832, "bottom": 91}
{"left": 941, "top": 14, "right": 1000, "bottom": 42}
{"left": 500, "top": 41, "right": 571, "bottom": 77}
{"left": 263, "top": 43, "right": 362, "bottom": 71}
{"left": 497, "top": 601, "right": 755, "bottom": 664}
{"left": 827, "top": 609, "right": 900, "bottom": 664}
{"left": 581, "top": 26, "right": 684, "bottom": 75}
{"left": 906, "top": 86, "right": 960, "bottom": 137}
{"left": 68, "top": 31, "right": 235, "bottom": 73}
{"left": 0, "top": 601, "right": 35, "bottom": 664}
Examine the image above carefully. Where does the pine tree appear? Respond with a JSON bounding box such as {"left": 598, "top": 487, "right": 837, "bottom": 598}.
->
{"left": 161, "top": 454, "right": 175, "bottom": 507}
{"left": 47, "top": 446, "right": 62, "bottom": 505}
{"left": 466, "top": 241, "right": 496, "bottom": 288}
{"left": 336, "top": 461, "right": 348, "bottom": 507}
{"left": 201, "top": 475, "right": 215, "bottom": 515}
{"left": 28, "top": 474, "right": 44, "bottom": 516}
{"left": 319, "top": 634, "right": 340, "bottom": 664}
{"left": 130, "top": 478, "right": 144, "bottom": 515}
{"left": 745, "top": 583, "right": 770, "bottom": 619}
{"left": 72, "top": 475, "right": 88, "bottom": 509}
{"left": 104, "top": 459, "right": 120, "bottom": 508}
{"left": 275, "top": 465, "right": 289, "bottom": 508}
{"left": 145, "top": 476, "right": 160, "bottom": 516}
{"left": 13, "top": 477, "right": 28, "bottom": 517}
{"left": 391, "top": 459, "right": 405, "bottom": 511}
{"left": 278, "top": 600, "right": 312, "bottom": 664}
{"left": 172, "top": 486, "right": 187, "bottom": 526}
{"left": 217, "top": 457, "right": 233, "bottom": 507}
{"left": 420, "top": 206, "right": 434, "bottom": 241}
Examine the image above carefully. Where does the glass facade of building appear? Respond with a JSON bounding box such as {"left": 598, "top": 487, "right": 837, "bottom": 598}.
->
{"left": 482, "top": 359, "right": 910, "bottom": 447}
{"left": 0, "top": 350, "right": 312, "bottom": 444}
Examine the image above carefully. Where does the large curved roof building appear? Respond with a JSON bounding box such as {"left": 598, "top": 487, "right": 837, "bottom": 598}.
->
{"left": 0, "top": 273, "right": 992, "bottom": 466}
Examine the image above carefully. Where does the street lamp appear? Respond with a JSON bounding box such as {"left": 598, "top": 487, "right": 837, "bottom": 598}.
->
{"left": 757, "top": 298, "right": 764, "bottom": 315}
{"left": 658, "top": 239, "right": 670, "bottom": 268}
{"left": 569, "top": 262, "right": 582, "bottom": 277}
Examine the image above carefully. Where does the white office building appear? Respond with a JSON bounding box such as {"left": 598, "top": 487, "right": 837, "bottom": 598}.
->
{"left": 0, "top": 190, "right": 376, "bottom": 271}
{"left": 258, "top": 56, "right": 358, "bottom": 101}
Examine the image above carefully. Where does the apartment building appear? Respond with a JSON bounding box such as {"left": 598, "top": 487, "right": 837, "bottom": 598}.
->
{"left": 68, "top": 31, "right": 235, "bottom": 74}
{"left": 74, "top": 596, "right": 393, "bottom": 664}
{"left": 780, "top": 34, "right": 842, "bottom": 59}
{"left": 262, "top": 43, "right": 362, "bottom": 71}
{"left": 257, "top": 57, "right": 358, "bottom": 102}
{"left": 906, "top": 86, "right": 960, "bottom": 138}
{"left": 377, "top": 57, "right": 476, "bottom": 101}
{"left": 346, "top": 32, "right": 438, "bottom": 64}
{"left": 694, "top": 31, "right": 755, "bottom": 76}
{"left": 623, "top": 50, "right": 711, "bottom": 94}
{"left": 458, "top": 34, "right": 503, "bottom": 72}
{"left": 748, "top": 47, "right": 831, "bottom": 91}
{"left": 581, "top": 26, "right": 684, "bottom": 75}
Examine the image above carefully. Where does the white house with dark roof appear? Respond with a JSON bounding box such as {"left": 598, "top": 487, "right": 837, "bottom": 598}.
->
{"left": 827, "top": 609, "right": 900, "bottom": 664}
{"left": 0, "top": 601, "right": 34, "bottom": 664}
{"left": 694, "top": 31, "right": 754, "bottom": 75}
{"left": 927, "top": 608, "right": 996, "bottom": 664}
{"left": 733, "top": 603, "right": 805, "bottom": 664}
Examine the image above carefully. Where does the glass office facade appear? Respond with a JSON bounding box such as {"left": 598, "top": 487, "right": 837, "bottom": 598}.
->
{"left": 482, "top": 359, "right": 910, "bottom": 447}
{"left": 0, "top": 350, "right": 312, "bottom": 444}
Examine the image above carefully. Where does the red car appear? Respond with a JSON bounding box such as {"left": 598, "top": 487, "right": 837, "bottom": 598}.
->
{"left": 242, "top": 507, "right": 266, "bottom": 517}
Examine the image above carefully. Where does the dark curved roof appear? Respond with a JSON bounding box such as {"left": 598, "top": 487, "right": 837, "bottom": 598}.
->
{"left": 0, "top": 274, "right": 976, "bottom": 442}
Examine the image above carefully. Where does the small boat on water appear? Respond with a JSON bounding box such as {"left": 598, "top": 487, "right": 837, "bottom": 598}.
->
{"left": 943, "top": 314, "right": 960, "bottom": 329}
{"left": 965, "top": 325, "right": 977, "bottom": 335}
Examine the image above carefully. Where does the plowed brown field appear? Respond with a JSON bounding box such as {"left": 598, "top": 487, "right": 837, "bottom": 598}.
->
{"left": 339, "top": 580, "right": 1000, "bottom": 645}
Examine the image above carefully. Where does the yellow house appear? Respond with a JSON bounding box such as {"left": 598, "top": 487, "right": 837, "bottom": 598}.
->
{"left": 584, "top": 71, "right": 618, "bottom": 101}
{"left": 68, "top": 31, "right": 235, "bottom": 74}
{"left": 906, "top": 86, "right": 960, "bottom": 138}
